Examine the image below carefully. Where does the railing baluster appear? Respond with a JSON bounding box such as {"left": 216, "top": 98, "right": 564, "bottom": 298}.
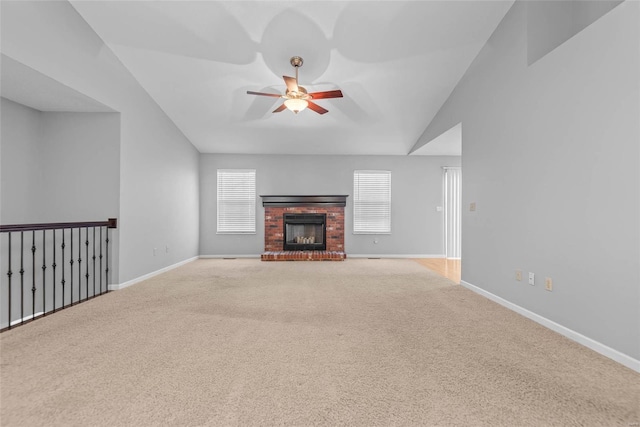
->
{"left": 7, "top": 233, "right": 13, "bottom": 329}
{"left": 92, "top": 227, "right": 96, "bottom": 298}
{"left": 105, "top": 230, "right": 110, "bottom": 290}
{"left": 99, "top": 227, "right": 103, "bottom": 295}
{"left": 85, "top": 227, "right": 89, "bottom": 300}
{"left": 20, "top": 232, "right": 24, "bottom": 325}
{"left": 52, "top": 230, "right": 56, "bottom": 312}
{"left": 61, "top": 230, "right": 66, "bottom": 309}
{"left": 78, "top": 228, "right": 82, "bottom": 302}
{"left": 31, "top": 231, "right": 36, "bottom": 319}
{"left": 70, "top": 228, "right": 74, "bottom": 305}
{"left": 42, "top": 230, "right": 47, "bottom": 316}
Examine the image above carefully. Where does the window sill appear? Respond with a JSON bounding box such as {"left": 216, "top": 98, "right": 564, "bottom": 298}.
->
{"left": 216, "top": 232, "right": 257, "bottom": 235}
{"left": 353, "top": 232, "right": 391, "bottom": 235}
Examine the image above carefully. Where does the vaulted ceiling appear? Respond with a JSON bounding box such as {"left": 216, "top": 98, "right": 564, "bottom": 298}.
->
{"left": 16, "top": 1, "right": 515, "bottom": 155}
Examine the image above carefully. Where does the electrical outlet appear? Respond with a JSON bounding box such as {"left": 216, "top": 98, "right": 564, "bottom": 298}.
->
{"left": 469, "top": 202, "right": 476, "bottom": 212}
{"left": 528, "top": 272, "right": 535, "bottom": 286}
{"left": 515, "top": 270, "right": 522, "bottom": 281}
{"left": 545, "top": 277, "right": 553, "bottom": 291}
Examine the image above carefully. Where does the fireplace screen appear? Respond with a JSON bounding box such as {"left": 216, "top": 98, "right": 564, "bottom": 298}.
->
{"left": 283, "top": 213, "right": 326, "bottom": 251}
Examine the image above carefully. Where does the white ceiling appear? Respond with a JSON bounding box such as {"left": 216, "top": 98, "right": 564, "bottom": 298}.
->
{"left": 1, "top": 54, "right": 115, "bottom": 113}
{"left": 63, "top": 1, "right": 513, "bottom": 155}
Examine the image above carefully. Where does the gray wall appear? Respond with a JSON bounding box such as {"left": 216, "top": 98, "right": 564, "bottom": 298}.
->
{"left": 1, "top": 98, "right": 120, "bottom": 223}
{"left": 414, "top": 2, "right": 639, "bottom": 359}
{"left": 1, "top": 1, "right": 200, "bottom": 284}
{"left": 200, "top": 154, "right": 460, "bottom": 256}
{"left": 526, "top": 0, "right": 623, "bottom": 65}
{"left": 0, "top": 99, "right": 42, "bottom": 224}
{"left": 40, "top": 111, "right": 121, "bottom": 222}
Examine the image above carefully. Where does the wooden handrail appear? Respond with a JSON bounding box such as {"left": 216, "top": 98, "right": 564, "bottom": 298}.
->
{"left": 0, "top": 218, "right": 117, "bottom": 233}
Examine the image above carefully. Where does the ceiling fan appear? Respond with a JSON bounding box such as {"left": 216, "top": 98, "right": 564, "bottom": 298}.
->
{"left": 247, "top": 56, "right": 343, "bottom": 115}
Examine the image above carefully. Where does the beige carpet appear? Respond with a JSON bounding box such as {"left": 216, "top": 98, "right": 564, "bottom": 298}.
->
{"left": 1, "top": 259, "right": 638, "bottom": 426}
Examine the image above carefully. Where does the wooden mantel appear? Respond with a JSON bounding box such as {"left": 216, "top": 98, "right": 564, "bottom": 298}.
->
{"left": 260, "top": 195, "right": 348, "bottom": 207}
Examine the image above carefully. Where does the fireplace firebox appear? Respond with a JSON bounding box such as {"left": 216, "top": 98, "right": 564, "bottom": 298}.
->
{"left": 283, "top": 213, "right": 326, "bottom": 251}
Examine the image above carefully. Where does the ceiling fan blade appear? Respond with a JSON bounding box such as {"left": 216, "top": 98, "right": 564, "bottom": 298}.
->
{"left": 308, "top": 90, "right": 343, "bottom": 99}
{"left": 283, "top": 76, "right": 299, "bottom": 93}
{"left": 272, "top": 103, "right": 287, "bottom": 113}
{"left": 247, "top": 91, "right": 282, "bottom": 98}
{"left": 306, "top": 101, "right": 328, "bottom": 115}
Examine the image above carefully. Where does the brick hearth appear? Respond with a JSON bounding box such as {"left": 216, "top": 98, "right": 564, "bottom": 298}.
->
{"left": 261, "top": 196, "right": 347, "bottom": 261}
{"left": 261, "top": 251, "right": 347, "bottom": 261}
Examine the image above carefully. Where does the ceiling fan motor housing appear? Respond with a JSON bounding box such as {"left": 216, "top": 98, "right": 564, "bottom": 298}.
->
{"left": 286, "top": 85, "right": 309, "bottom": 99}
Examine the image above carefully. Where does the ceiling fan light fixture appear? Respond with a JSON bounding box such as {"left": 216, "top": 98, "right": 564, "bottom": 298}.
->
{"left": 284, "top": 98, "right": 308, "bottom": 114}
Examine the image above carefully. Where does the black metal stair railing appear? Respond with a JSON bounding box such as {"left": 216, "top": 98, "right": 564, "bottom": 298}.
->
{"left": 0, "top": 218, "right": 117, "bottom": 331}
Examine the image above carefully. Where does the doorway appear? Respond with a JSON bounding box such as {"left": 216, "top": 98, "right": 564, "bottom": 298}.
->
{"left": 443, "top": 167, "right": 461, "bottom": 259}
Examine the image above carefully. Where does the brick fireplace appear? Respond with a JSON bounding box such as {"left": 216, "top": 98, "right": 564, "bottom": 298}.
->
{"left": 261, "top": 195, "right": 348, "bottom": 261}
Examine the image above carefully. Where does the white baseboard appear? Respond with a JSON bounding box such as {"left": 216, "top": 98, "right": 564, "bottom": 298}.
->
{"left": 460, "top": 280, "right": 640, "bottom": 373}
{"left": 348, "top": 254, "right": 445, "bottom": 259}
{"left": 109, "top": 256, "right": 199, "bottom": 291}
{"left": 199, "top": 254, "right": 261, "bottom": 259}
{"left": 200, "top": 254, "right": 446, "bottom": 259}
{"left": 9, "top": 311, "right": 45, "bottom": 327}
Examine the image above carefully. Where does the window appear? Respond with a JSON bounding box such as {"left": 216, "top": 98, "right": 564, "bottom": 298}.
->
{"left": 217, "top": 169, "right": 256, "bottom": 234}
{"left": 353, "top": 170, "right": 391, "bottom": 234}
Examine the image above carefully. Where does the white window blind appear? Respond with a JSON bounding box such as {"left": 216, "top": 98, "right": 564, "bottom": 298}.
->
{"left": 217, "top": 169, "right": 256, "bottom": 234}
{"left": 353, "top": 170, "right": 391, "bottom": 234}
